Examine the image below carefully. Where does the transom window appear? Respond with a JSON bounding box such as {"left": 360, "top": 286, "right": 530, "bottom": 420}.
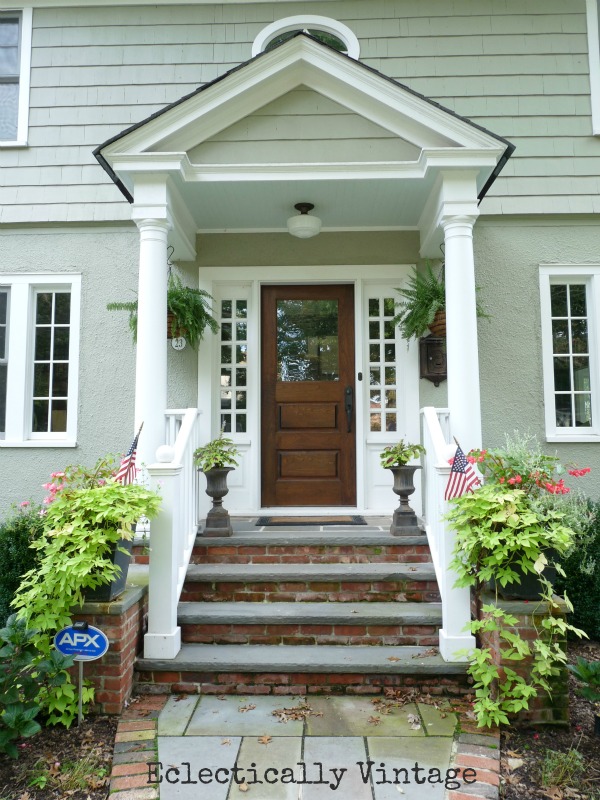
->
{"left": 252, "top": 16, "right": 360, "bottom": 60}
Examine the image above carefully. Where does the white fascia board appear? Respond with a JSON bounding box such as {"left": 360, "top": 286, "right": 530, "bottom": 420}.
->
{"left": 167, "top": 178, "right": 197, "bottom": 261}
{"left": 100, "top": 37, "right": 505, "bottom": 161}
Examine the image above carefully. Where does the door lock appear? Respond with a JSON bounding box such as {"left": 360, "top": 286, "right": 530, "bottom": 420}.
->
{"left": 345, "top": 386, "right": 354, "bottom": 433}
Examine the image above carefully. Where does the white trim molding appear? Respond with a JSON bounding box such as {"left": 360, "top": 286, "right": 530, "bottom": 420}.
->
{"left": 252, "top": 15, "right": 360, "bottom": 59}
{"left": 0, "top": 7, "right": 32, "bottom": 147}
{"left": 539, "top": 263, "right": 600, "bottom": 442}
{"left": 0, "top": 273, "right": 81, "bottom": 447}
{"left": 586, "top": 0, "right": 600, "bottom": 135}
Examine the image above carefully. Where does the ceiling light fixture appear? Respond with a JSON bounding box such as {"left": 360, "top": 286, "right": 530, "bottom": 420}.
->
{"left": 287, "top": 202, "right": 322, "bottom": 239}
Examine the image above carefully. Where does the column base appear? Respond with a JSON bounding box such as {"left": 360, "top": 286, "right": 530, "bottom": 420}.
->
{"left": 438, "top": 629, "right": 476, "bottom": 662}
{"left": 144, "top": 628, "right": 182, "bottom": 659}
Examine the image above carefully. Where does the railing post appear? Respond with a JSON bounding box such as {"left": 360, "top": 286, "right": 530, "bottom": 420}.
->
{"left": 434, "top": 464, "right": 475, "bottom": 661}
{"left": 144, "top": 446, "right": 182, "bottom": 660}
{"left": 421, "top": 407, "right": 475, "bottom": 662}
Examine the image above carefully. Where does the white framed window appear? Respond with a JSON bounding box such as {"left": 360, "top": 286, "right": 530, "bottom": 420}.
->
{"left": 0, "top": 274, "right": 81, "bottom": 446}
{"left": 586, "top": 0, "right": 600, "bottom": 134}
{"left": 539, "top": 264, "right": 600, "bottom": 441}
{"left": 252, "top": 15, "right": 360, "bottom": 60}
{"left": 0, "top": 7, "right": 32, "bottom": 146}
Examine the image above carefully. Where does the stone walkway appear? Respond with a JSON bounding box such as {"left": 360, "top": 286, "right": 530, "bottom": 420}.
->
{"left": 107, "top": 695, "right": 501, "bottom": 800}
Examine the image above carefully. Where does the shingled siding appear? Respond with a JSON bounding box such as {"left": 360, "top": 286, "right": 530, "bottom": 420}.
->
{"left": 0, "top": 0, "right": 596, "bottom": 223}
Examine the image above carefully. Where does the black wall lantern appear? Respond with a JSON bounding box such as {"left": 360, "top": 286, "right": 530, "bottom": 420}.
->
{"left": 419, "top": 336, "right": 447, "bottom": 386}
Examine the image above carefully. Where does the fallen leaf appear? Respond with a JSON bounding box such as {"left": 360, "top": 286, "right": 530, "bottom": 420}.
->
{"left": 238, "top": 704, "right": 256, "bottom": 713}
{"left": 368, "top": 716, "right": 381, "bottom": 726}
{"left": 507, "top": 758, "right": 524, "bottom": 771}
{"left": 217, "top": 695, "right": 227, "bottom": 701}
{"left": 221, "top": 738, "right": 232, "bottom": 746}
{"left": 239, "top": 782, "right": 249, "bottom": 792}
{"left": 258, "top": 735, "right": 272, "bottom": 745}
{"left": 387, "top": 656, "right": 401, "bottom": 662}
{"left": 407, "top": 713, "right": 421, "bottom": 730}
{"left": 411, "top": 648, "right": 438, "bottom": 659}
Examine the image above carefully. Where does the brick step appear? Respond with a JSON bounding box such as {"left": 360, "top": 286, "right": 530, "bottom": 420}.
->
{"left": 132, "top": 532, "right": 431, "bottom": 566}
{"left": 180, "top": 562, "right": 440, "bottom": 603}
{"left": 135, "top": 643, "right": 469, "bottom": 697}
{"left": 179, "top": 601, "right": 441, "bottom": 646}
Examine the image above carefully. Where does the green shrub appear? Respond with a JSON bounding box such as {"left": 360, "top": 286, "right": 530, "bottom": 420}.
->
{"left": 0, "top": 505, "right": 43, "bottom": 626}
{"left": 0, "top": 614, "right": 72, "bottom": 758}
{"left": 555, "top": 499, "right": 600, "bottom": 639}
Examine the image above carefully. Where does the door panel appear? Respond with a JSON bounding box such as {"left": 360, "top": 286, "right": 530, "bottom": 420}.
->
{"left": 261, "top": 284, "right": 356, "bottom": 506}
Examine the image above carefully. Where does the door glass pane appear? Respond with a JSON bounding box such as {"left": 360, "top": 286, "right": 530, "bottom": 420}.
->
{"left": 277, "top": 299, "right": 339, "bottom": 381}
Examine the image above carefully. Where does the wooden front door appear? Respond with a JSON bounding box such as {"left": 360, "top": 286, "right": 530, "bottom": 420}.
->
{"left": 261, "top": 285, "right": 356, "bottom": 506}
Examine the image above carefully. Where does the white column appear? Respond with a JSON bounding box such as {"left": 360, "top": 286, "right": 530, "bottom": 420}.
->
{"left": 443, "top": 214, "right": 483, "bottom": 450}
{"left": 133, "top": 217, "right": 170, "bottom": 468}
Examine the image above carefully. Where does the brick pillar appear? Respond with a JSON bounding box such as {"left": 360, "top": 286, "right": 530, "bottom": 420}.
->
{"left": 474, "top": 592, "right": 569, "bottom": 727}
{"left": 71, "top": 584, "right": 147, "bottom": 714}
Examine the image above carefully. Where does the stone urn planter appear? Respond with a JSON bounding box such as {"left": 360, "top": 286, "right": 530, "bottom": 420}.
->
{"left": 201, "top": 466, "right": 234, "bottom": 537}
{"left": 389, "top": 465, "right": 423, "bottom": 536}
{"left": 380, "top": 440, "right": 426, "bottom": 537}
{"left": 194, "top": 434, "right": 241, "bottom": 538}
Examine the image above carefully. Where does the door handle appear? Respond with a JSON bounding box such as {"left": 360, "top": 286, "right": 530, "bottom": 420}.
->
{"left": 344, "top": 386, "right": 354, "bottom": 433}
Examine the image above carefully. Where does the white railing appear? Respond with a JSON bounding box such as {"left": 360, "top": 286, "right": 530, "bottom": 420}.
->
{"left": 144, "top": 408, "right": 202, "bottom": 659}
{"left": 420, "top": 407, "right": 475, "bottom": 662}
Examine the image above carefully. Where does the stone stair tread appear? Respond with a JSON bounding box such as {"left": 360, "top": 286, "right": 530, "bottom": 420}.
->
{"left": 178, "top": 601, "right": 442, "bottom": 625}
{"left": 184, "top": 562, "right": 436, "bottom": 581}
{"left": 193, "top": 533, "right": 427, "bottom": 547}
{"left": 137, "top": 643, "right": 466, "bottom": 674}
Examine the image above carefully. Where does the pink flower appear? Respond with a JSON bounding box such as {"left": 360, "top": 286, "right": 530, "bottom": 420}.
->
{"left": 19, "top": 500, "right": 30, "bottom": 508}
{"left": 515, "top": 475, "right": 522, "bottom": 484}
{"left": 499, "top": 477, "right": 505, "bottom": 484}
{"left": 508, "top": 477, "right": 516, "bottom": 485}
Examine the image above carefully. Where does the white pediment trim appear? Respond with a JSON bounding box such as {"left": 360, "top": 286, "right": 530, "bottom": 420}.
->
{"left": 98, "top": 35, "right": 508, "bottom": 166}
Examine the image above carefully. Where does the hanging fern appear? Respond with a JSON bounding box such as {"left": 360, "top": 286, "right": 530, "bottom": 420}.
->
{"left": 393, "top": 263, "right": 445, "bottom": 342}
{"left": 107, "top": 273, "right": 219, "bottom": 349}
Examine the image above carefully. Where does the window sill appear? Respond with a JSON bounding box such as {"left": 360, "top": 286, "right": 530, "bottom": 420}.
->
{"left": 0, "top": 140, "right": 28, "bottom": 148}
{"left": 0, "top": 440, "right": 77, "bottom": 448}
{"left": 545, "top": 433, "right": 600, "bottom": 443}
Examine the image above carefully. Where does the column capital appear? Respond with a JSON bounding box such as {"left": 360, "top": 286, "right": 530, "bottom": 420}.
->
{"left": 440, "top": 211, "right": 479, "bottom": 235}
{"left": 131, "top": 213, "right": 172, "bottom": 234}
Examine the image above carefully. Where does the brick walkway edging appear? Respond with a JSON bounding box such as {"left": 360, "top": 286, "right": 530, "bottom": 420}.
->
{"left": 108, "top": 694, "right": 168, "bottom": 799}
{"left": 446, "top": 730, "right": 501, "bottom": 800}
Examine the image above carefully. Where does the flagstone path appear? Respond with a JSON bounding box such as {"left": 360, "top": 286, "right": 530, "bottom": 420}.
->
{"left": 107, "top": 695, "right": 500, "bottom": 800}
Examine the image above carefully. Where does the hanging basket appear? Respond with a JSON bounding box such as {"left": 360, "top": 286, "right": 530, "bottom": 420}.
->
{"left": 167, "top": 311, "right": 186, "bottom": 340}
{"left": 428, "top": 310, "right": 446, "bottom": 337}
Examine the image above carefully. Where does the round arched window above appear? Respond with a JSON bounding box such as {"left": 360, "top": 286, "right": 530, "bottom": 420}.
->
{"left": 252, "top": 16, "right": 360, "bottom": 60}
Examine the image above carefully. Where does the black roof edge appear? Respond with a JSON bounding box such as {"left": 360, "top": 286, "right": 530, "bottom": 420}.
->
{"left": 93, "top": 30, "right": 515, "bottom": 205}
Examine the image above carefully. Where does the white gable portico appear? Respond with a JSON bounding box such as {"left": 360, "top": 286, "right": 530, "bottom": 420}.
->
{"left": 96, "top": 32, "right": 512, "bottom": 661}
{"left": 96, "top": 32, "right": 512, "bottom": 498}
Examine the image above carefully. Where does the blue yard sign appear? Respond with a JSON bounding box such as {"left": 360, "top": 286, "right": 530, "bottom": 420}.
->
{"left": 54, "top": 624, "right": 109, "bottom": 662}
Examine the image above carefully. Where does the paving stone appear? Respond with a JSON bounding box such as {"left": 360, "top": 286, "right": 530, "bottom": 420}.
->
{"left": 116, "top": 729, "right": 156, "bottom": 743}
{"left": 186, "top": 695, "right": 304, "bottom": 736}
{"left": 302, "top": 737, "right": 373, "bottom": 799}
{"left": 156, "top": 736, "right": 242, "bottom": 800}
{"left": 418, "top": 703, "right": 458, "bottom": 737}
{"left": 367, "top": 736, "right": 454, "bottom": 800}
{"left": 158, "top": 695, "right": 200, "bottom": 736}
{"left": 112, "top": 750, "right": 157, "bottom": 765}
{"left": 306, "top": 697, "right": 425, "bottom": 737}
{"left": 107, "top": 789, "right": 159, "bottom": 800}
{"left": 458, "top": 733, "right": 500, "bottom": 749}
{"left": 234, "top": 736, "right": 302, "bottom": 799}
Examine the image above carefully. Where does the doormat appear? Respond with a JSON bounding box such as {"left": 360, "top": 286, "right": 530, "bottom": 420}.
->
{"left": 257, "top": 515, "right": 367, "bottom": 526}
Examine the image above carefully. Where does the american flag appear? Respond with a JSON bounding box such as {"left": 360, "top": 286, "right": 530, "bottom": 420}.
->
{"left": 114, "top": 424, "right": 142, "bottom": 485}
{"left": 445, "top": 444, "right": 481, "bottom": 500}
